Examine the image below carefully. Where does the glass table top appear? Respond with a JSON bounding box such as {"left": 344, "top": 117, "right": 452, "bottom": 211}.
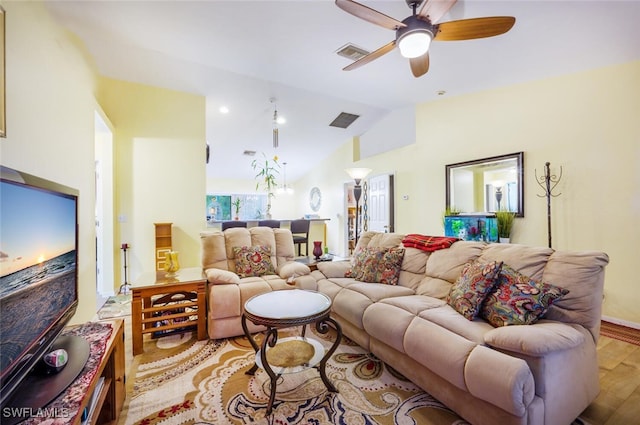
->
{"left": 244, "top": 289, "right": 331, "bottom": 320}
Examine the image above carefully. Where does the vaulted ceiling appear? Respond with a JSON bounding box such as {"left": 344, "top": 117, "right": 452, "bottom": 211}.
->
{"left": 45, "top": 1, "right": 640, "bottom": 181}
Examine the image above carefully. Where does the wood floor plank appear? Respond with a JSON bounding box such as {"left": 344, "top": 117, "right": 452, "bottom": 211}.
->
{"left": 603, "top": 385, "right": 640, "bottom": 425}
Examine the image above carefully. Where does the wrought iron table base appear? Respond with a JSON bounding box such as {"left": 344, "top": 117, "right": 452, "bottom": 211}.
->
{"left": 241, "top": 315, "right": 342, "bottom": 415}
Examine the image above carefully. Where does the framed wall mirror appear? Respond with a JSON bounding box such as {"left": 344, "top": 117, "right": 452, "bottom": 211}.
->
{"left": 446, "top": 152, "right": 524, "bottom": 217}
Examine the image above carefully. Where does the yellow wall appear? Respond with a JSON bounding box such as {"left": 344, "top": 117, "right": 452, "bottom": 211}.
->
{"left": 4, "top": 1, "right": 639, "bottom": 325}
{"left": 97, "top": 78, "right": 206, "bottom": 285}
{"left": 0, "top": 1, "right": 98, "bottom": 323}
{"left": 295, "top": 61, "right": 640, "bottom": 324}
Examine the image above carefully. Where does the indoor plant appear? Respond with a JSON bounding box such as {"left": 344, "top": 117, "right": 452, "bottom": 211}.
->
{"left": 232, "top": 198, "right": 242, "bottom": 220}
{"left": 251, "top": 153, "right": 280, "bottom": 218}
{"left": 496, "top": 209, "right": 516, "bottom": 243}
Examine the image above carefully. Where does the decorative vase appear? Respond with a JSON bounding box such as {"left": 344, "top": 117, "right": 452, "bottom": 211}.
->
{"left": 164, "top": 251, "right": 180, "bottom": 277}
{"left": 499, "top": 237, "right": 510, "bottom": 244}
{"left": 313, "top": 241, "right": 323, "bottom": 260}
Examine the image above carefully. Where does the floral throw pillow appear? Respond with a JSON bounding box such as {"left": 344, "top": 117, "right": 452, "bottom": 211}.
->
{"left": 233, "top": 245, "right": 276, "bottom": 278}
{"left": 447, "top": 260, "right": 502, "bottom": 320}
{"left": 344, "top": 247, "right": 405, "bottom": 285}
{"left": 481, "top": 264, "right": 569, "bottom": 327}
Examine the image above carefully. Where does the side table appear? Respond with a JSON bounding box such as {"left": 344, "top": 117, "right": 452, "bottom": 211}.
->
{"left": 131, "top": 267, "right": 207, "bottom": 355}
{"left": 241, "top": 289, "right": 342, "bottom": 415}
{"left": 295, "top": 255, "right": 349, "bottom": 271}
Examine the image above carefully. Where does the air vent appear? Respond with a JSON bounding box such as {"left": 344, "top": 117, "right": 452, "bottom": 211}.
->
{"left": 243, "top": 150, "right": 256, "bottom": 156}
{"left": 336, "top": 43, "right": 370, "bottom": 61}
{"left": 329, "top": 112, "right": 360, "bottom": 129}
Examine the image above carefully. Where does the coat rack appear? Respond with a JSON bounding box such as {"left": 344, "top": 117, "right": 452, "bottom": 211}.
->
{"left": 535, "top": 162, "right": 562, "bottom": 248}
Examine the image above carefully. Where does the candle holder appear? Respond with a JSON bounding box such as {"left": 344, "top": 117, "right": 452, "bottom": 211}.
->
{"left": 118, "top": 243, "right": 131, "bottom": 294}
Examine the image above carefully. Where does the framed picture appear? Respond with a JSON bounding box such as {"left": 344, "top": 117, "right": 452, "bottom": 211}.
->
{"left": 0, "top": 6, "right": 5, "bottom": 138}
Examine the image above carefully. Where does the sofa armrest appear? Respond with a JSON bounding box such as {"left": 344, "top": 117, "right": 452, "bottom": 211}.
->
{"left": 316, "top": 260, "right": 351, "bottom": 278}
{"left": 204, "top": 268, "right": 240, "bottom": 285}
{"left": 484, "top": 320, "right": 585, "bottom": 355}
{"left": 276, "top": 261, "right": 311, "bottom": 279}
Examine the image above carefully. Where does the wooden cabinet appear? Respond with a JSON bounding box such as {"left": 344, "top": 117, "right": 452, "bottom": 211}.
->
{"left": 154, "top": 222, "right": 172, "bottom": 271}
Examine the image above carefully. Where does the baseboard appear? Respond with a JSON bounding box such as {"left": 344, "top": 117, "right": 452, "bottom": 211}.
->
{"left": 601, "top": 315, "right": 640, "bottom": 330}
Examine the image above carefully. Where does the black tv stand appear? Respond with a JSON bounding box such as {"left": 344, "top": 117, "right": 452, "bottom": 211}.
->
{"left": 3, "top": 335, "right": 90, "bottom": 425}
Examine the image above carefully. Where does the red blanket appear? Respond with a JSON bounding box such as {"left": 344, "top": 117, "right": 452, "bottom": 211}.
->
{"left": 401, "top": 234, "right": 459, "bottom": 252}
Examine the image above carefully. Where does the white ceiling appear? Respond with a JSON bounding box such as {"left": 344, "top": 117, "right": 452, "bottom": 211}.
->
{"left": 44, "top": 0, "right": 640, "bottom": 181}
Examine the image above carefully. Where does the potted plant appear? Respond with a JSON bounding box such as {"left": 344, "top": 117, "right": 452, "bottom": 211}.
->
{"left": 496, "top": 209, "right": 516, "bottom": 243}
{"left": 251, "top": 153, "right": 280, "bottom": 219}
{"left": 232, "top": 198, "right": 242, "bottom": 220}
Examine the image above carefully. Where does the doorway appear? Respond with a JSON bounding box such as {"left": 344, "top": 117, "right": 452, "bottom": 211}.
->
{"left": 95, "top": 111, "right": 115, "bottom": 306}
{"left": 343, "top": 173, "right": 395, "bottom": 255}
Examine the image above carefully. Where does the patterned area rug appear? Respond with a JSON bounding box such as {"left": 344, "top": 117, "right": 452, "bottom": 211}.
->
{"left": 120, "top": 328, "right": 588, "bottom": 425}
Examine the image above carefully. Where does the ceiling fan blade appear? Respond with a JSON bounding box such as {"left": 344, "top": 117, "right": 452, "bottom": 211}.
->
{"left": 343, "top": 40, "right": 396, "bottom": 71}
{"left": 410, "top": 53, "right": 430, "bottom": 78}
{"left": 335, "top": 0, "right": 406, "bottom": 31}
{"left": 434, "top": 16, "right": 516, "bottom": 41}
{"left": 418, "top": 0, "right": 458, "bottom": 24}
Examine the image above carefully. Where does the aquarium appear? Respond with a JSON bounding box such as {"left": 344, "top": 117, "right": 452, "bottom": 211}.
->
{"left": 444, "top": 214, "right": 498, "bottom": 242}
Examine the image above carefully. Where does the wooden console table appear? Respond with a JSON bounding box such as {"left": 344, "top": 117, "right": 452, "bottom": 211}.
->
{"left": 83, "top": 319, "right": 125, "bottom": 425}
{"left": 3, "top": 320, "right": 125, "bottom": 425}
{"left": 131, "top": 267, "right": 207, "bottom": 355}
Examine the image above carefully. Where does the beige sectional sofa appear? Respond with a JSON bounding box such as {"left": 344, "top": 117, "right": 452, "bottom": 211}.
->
{"left": 296, "top": 231, "right": 609, "bottom": 425}
{"left": 200, "top": 227, "right": 313, "bottom": 339}
{"left": 201, "top": 228, "right": 609, "bottom": 425}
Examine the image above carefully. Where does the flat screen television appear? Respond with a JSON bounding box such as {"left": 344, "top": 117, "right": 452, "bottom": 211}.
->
{"left": 0, "top": 166, "right": 80, "bottom": 407}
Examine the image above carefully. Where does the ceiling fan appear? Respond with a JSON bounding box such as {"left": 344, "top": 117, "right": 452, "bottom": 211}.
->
{"left": 336, "top": 0, "right": 515, "bottom": 77}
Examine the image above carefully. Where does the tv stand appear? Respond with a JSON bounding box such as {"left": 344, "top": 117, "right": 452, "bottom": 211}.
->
{"left": 2, "top": 320, "right": 125, "bottom": 425}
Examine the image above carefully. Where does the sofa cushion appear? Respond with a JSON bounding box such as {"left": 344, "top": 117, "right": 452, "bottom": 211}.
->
{"left": 481, "top": 264, "right": 569, "bottom": 327}
{"left": 484, "top": 320, "right": 586, "bottom": 355}
{"left": 233, "top": 245, "right": 276, "bottom": 278}
{"left": 447, "top": 260, "right": 502, "bottom": 320}
{"left": 419, "top": 305, "right": 495, "bottom": 345}
{"left": 539, "top": 250, "right": 609, "bottom": 341}
{"left": 346, "top": 247, "right": 405, "bottom": 285}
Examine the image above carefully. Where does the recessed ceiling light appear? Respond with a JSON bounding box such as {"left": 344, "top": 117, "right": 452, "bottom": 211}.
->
{"left": 219, "top": 106, "right": 229, "bottom": 114}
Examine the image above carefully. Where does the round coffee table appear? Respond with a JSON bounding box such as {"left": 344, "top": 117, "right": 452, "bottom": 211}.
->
{"left": 241, "top": 289, "right": 342, "bottom": 414}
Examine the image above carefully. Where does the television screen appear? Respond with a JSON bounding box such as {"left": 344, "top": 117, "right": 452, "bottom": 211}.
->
{"left": 0, "top": 166, "right": 79, "bottom": 406}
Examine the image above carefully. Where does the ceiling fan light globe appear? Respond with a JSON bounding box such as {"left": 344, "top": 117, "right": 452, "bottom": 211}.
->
{"left": 398, "top": 30, "right": 432, "bottom": 58}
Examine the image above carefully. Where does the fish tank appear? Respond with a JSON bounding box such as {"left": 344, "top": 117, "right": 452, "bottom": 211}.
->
{"left": 444, "top": 214, "right": 498, "bottom": 242}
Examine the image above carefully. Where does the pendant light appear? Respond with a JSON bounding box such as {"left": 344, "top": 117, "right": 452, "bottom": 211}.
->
{"left": 277, "top": 162, "right": 294, "bottom": 195}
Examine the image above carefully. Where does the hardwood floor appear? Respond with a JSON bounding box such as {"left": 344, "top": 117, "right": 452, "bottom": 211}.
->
{"left": 580, "top": 329, "right": 640, "bottom": 424}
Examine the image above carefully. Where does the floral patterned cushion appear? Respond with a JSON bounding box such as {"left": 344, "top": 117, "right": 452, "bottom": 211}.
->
{"left": 447, "top": 260, "right": 503, "bottom": 320}
{"left": 345, "top": 247, "right": 405, "bottom": 285}
{"left": 233, "top": 245, "right": 276, "bottom": 278}
{"left": 481, "top": 264, "right": 569, "bottom": 327}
